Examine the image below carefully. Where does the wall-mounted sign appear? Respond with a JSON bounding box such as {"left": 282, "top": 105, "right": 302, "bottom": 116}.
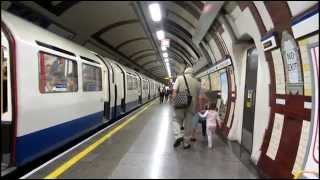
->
{"left": 281, "top": 31, "right": 303, "bottom": 95}
{"left": 291, "top": 8, "right": 319, "bottom": 39}
{"left": 261, "top": 32, "right": 278, "bottom": 51}
{"left": 263, "top": 40, "right": 272, "bottom": 49}
{"left": 196, "top": 58, "right": 232, "bottom": 78}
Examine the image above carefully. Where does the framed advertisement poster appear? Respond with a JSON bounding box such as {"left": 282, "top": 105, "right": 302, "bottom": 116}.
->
{"left": 200, "top": 75, "right": 210, "bottom": 91}
{"left": 210, "top": 72, "right": 220, "bottom": 91}
{"left": 281, "top": 31, "right": 304, "bottom": 95}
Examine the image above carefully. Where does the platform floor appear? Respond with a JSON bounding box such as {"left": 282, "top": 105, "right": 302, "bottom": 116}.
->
{"left": 26, "top": 100, "right": 259, "bottom": 179}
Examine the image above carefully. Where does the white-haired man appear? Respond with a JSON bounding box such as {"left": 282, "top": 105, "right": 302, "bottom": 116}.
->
{"left": 171, "top": 67, "right": 200, "bottom": 149}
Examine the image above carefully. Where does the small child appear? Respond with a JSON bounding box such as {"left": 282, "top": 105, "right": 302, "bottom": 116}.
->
{"left": 198, "top": 103, "right": 222, "bottom": 148}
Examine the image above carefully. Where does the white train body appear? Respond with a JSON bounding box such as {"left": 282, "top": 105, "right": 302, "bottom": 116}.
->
{"left": 1, "top": 10, "right": 163, "bottom": 166}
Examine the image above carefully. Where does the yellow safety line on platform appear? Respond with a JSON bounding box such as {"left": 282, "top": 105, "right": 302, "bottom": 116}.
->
{"left": 44, "top": 101, "right": 156, "bottom": 179}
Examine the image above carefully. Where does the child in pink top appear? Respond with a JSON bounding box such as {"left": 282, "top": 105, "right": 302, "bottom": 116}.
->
{"left": 198, "top": 103, "right": 222, "bottom": 148}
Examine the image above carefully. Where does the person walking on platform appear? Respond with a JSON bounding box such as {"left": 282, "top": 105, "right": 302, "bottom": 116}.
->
{"left": 171, "top": 67, "right": 200, "bottom": 149}
{"left": 168, "top": 85, "right": 173, "bottom": 103}
{"left": 198, "top": 103, "right": 222, "bottom": 149}
{"left": 159, "top": 87, "right": 165, "bottom": 104}
{"left": 164, "top": 86, "right": 170, "bottom": 103}
{"left": 190, "top": 86, "right": 209, "bottom": 141}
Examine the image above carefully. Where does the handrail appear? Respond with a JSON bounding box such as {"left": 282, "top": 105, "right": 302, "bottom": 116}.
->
{"left": 293, "top": 170, "right": 318, "bottom": 179}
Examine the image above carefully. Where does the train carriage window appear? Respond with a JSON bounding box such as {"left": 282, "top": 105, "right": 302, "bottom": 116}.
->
{"left": 82, "top": 63, "right": 102, "bottom": 91}
{"left": 127, "top": 74, "right": 139, "bottom": 90}
{"left": 39, "top": 52, "right": 78, "bottom": 93}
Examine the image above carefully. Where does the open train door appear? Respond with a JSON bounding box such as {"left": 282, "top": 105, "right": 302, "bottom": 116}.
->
{"left": 1, "top": 26, "right": 16, "bottom": 174}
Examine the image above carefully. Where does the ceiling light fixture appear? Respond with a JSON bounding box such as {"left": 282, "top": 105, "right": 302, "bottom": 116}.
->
{"left": 149, "top": 3, "right": 162, "bottom": 22}
{"left": 161, "top": 39, "right": 170, "bottom": 48}
{"left": 163, "top": 52, "right": 168, "bottom": 58}
{"left": 156, "top": 30, "right": 165, "bottom": 40}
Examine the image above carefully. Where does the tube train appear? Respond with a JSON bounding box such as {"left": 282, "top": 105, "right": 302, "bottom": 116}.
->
{"left": 1, "top": 10, "right": 163, "bottom": 167}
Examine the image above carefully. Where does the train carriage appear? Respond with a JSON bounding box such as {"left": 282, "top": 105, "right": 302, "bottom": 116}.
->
{"left": 1, "top": 10, "right": 161, "bottom": 169}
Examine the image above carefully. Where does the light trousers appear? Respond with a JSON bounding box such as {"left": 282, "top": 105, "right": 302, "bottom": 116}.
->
{"left": 172, "top": 108, "right": 194, "bottom": 144}
{"left": 207, "top": 126, "right": 216, "bottom": 148}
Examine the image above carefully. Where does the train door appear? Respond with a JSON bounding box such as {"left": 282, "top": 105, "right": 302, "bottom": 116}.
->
{"left": 110, "top": 63, "right": 121, "bottom": 118}
{"left": 102, "top": 69, "right": 109, "bottom": 122}
{"left": 137, "top": 74, "right": 142, "bottom": 104}
{"left": 241, "top": 47, "right": 259, "bottom": 153}
{"left": 147, "top": 79, "right": 150, "bottom": 100}
{"left": 113, "top": 63, "right": 125, "bottom": 115}
{"left": 108, "top": 62, "right": 116, "bottom": 120}
{"left": 1, "top": 30, "right": 14, "bottom": 169}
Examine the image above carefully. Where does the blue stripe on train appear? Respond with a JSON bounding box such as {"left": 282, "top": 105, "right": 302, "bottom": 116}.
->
{"left": 16, "top": 97, "right": 159, "bottom": 165}
{"left": 126, "top": 100, "right": 140, "bottom": 112}
{"left": 16, "top": 111, "right": 103, "bottom": 165}
{"left": 110, "top": 100, "right": 142, "bottom": 119}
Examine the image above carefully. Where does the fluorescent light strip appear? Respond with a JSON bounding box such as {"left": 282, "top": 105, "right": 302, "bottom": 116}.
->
{"left": 163, "top": 52, "right": 168, "bottom": 58}
{"left": 149, "top": 3, "right": 162, "bottom": 22}
{"left": 156, "top": 30, "right": 165, "bottom": 40}
{"left": 161, "top": 39, "right": 169, "bottom": 47}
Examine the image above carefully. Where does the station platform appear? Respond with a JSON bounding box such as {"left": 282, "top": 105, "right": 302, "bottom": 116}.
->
{"left": 23, "top": 100, "right": 260, "bottom": 179}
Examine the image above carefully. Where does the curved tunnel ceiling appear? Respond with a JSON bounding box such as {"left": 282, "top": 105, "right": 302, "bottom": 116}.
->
{"left": 1, "top": 1, "right": 214, "bottom": 81}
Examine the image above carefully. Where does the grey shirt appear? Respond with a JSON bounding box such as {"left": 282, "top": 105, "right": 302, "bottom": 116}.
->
{"left": 173, "top": 73, "right": 201, "bottom": 113}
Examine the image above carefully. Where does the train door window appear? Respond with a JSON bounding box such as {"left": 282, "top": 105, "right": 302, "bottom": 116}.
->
{"left": 1, "top": 32, "right": 13, "bottom": 169}
{"left": 127, "top": 74, "right": 132, "bottom": 90}
{"left": 133, "top": 76, "right": 138, "bottom": 90}
{"left": 39, "top": 52, "right": 78, "bottom": 93}
{"left": 82, "top": 63, "right": 102, "bottom": 91}
{"left": 1, "top": 47, "right": 8, "bottom": 116}
{"left": 137, "top": 77, "right": 141, "bottom": 92}
{"left": 143, "top": 80, "right": 148, "bottom": 90}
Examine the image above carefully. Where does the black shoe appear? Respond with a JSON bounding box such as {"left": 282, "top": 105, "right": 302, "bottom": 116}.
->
{"left": 183, "top": 143, "right": 191, "bottom": 149}
{"left": 190, "top": 138, "right": 196, "bottom": 142}
{"left": 173, "top": 137, "right": 183, "bottom": 148}
{"left": 180, "top": 126, "right": 184, "bottom": 130}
